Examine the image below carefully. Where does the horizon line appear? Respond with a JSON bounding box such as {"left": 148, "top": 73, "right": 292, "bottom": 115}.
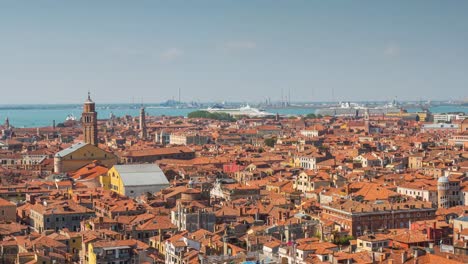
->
{"left": 0, "top": 99, "right": 465, "bottom": 106}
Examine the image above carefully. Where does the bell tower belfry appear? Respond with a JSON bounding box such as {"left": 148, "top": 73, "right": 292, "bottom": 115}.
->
{"left": 82, "top": 92, "right": 98, "bottom": 146}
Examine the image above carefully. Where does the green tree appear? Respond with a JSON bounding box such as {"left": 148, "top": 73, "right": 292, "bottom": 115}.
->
{"left": 334, "top": 235, "right": 355, "bottom": 245}
{"left": 264, "top": 138, "right": 276, "bottom": 147}
{"left": 187, "top": 111, "right": 235, "bottom": 121}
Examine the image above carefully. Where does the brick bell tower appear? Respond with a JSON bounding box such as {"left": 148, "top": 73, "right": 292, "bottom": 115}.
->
{"left": 82, "top": 92, "right": 98, "bottom": 146}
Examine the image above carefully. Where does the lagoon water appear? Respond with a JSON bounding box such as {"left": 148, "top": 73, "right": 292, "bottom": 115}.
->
{"left": 0, "top": 104, "right": 466, "bottom": 128}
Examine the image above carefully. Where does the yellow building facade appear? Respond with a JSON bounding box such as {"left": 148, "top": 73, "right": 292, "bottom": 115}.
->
{"left": 386, "top": 111, "right": 429, "bottom": 121}
{"left": 87, "top": 243, "right": 98, "bottom": 264}
{"left": 101, "top": 166, "right": 126, "bottom": 196}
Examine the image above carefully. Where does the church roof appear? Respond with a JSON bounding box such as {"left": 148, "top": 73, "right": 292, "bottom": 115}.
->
{"left": 55, "top": 142, "right": 88, "bottom": 158}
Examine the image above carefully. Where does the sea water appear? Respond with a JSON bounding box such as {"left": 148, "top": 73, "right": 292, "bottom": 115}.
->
{"left": 0, "top": 104, "right": 465, "bottom": 128}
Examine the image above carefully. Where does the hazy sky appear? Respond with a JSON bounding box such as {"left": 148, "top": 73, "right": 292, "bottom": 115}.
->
{"left": 0, "top": 1, "right": 467, "bottom": 104}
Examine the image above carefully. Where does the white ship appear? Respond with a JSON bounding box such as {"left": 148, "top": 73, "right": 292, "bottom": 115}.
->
{"left": 65, "top": 114, "right": 77, "bottom": 121}
{"left": 206, "top": 105, "right": 274, "bottom": 117}
{"left": 316, "top": 100, "right": 401, "bottom": 117}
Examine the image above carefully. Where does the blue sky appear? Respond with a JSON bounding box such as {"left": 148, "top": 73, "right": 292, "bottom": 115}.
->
{"left": 0, "top": 1, "right": 467, "bottom": 104}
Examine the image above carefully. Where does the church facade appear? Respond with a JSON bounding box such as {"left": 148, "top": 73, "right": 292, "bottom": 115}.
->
{"left": 54, "top": 142, "right": 118, "bottom": 174}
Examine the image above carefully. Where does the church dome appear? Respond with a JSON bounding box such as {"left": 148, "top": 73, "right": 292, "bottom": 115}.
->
{"left": 437, "top": 176, "right": 449, "bottom": 183}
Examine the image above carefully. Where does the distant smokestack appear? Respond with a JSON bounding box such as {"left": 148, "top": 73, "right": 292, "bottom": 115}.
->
{"left": 178, "top": 88, "right": 181, "bottom": 104}
{"left": 281, "top": 88, "right": 284, "bottom": 107}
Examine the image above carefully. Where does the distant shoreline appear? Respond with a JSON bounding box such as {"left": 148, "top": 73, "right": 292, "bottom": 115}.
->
{"left": 0, "top": 102, "right": 466, "bottom": 110}
{"left": 0, "top": 104, "right": 465, "bottom": 128}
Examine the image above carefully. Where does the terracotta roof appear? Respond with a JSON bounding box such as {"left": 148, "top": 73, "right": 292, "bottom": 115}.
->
{"left": 121, "top": 146, "right": 194, "bottom": 157}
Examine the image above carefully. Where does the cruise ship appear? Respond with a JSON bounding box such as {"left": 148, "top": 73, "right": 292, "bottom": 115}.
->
{"left": 315, "top": 101, "right": 402, "bottom": 117}
{"left": 65, "top": 114, "right": 77, "bottom": 121}
{"left": 206, "top": 105, "right": 274, "bottom": 117}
